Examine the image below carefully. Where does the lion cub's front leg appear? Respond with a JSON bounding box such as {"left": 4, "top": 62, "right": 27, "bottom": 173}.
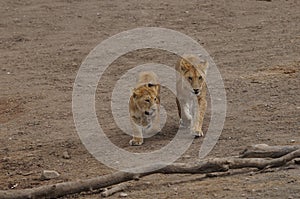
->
{"left": 129, "top": 119, "right": 144, "bottom": 146}
{"left": 176, "top": 98, "right": 192, "bottom": 128}
{"left": 150, "top": 108, "right": 160, "bottom": 134}
{"left": 192, "top": 98, "right": 207, "bottom": 137}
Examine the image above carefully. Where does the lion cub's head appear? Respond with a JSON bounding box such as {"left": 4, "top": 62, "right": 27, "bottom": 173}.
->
{"left": 132, "top": 83, "right": 160, "bottom": 116}
{"left": 178, "top": 55, "right": 208, "bottom": 96}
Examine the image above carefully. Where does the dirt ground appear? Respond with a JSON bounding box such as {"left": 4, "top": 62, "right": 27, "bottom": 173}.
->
{"left": 1, "top": 0, "right": 300, "bottom": 198}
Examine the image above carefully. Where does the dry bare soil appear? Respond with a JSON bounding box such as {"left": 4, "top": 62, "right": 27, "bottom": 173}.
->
{"left": 1, "top": 0, "right": 300, "bottom": 198}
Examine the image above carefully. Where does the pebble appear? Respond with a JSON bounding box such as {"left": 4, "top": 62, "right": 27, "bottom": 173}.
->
{"left": 41, "top": 170, "right": 60, "bottom": 180}
{"left": 119, "top": 192, "right": 128, "bottom": 197}
{"left": 62, "top": 151, "right": 71, "bottom": 159}
{"left": 36, "top": 143, "right": 43, "bottom": 147}
{"left": 183, "top": 155, "right": 191, "bottom": 158}
{"left": 10, "top": 183, "right": 18, "bottom": 189}
{"left": 290, "top": 139, "right": 295, "bottom": 143}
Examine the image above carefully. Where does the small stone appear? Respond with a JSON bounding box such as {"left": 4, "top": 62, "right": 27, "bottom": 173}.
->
{"left": 9, "top": 183, "right": 18, "bottom": 189}
{"left": 119, "top": 192, "right": 128, "bottom": 197}
{"left": 37, "top": 143, "right": 43, "bottom": 147}
{"left": 249, "top": 171, "right": 255, "bottom": 176}
{"left": 41, "top": 170, "right": 60, "bottom": 180}
{"left": 294, "top": 158, "right": 300, "bottom": 165}
{"left": 290, "top": 139, "right": 295, "bottom": 143}
{"left": 62, "top": 151, "right": 70, "bottom": 159}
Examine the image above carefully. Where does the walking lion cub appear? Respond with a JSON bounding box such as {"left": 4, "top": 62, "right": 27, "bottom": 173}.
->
{"left": 129, "top": 71, "right": 161, "bottom": 146}
{"left": 176, "top": 55, "right": 208, "bottom": 137}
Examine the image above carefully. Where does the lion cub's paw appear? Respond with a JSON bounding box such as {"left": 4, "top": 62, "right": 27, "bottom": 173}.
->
{"left": 129, "top": 137, "right": 143, "bottom": 146}
{"left": 191, "top": 129, "right": 204, "bottom": 138}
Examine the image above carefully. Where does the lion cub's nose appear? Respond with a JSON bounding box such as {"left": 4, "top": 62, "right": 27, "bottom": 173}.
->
{"left": 145, "top": 111, "right": 150, "bottom": 115}
{"left": 193, "top": 89, "right": 200, "bottom": 94}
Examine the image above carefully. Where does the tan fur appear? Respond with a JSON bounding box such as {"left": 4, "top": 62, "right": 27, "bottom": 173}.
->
{"left": 129, "top": 71, "right": 160, "bottom": 146}
{"left": 176, "top": 55, "right": 208, "bottom": 137}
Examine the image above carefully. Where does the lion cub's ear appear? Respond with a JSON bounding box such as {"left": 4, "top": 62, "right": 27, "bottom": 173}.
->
{"left": 132, "top": 88, "right": 139, "bottom": 99}
{"left": 180, "top": 59, "right": 191, "bottom": 73}
{"left": 196, "top": 60, "right": 209, "bottom": 75}
{"left": 201, "top": 60, "right": 209, "bottom": 74}
{"left": 147, "top": 83, "right": 160, "bottom": 95}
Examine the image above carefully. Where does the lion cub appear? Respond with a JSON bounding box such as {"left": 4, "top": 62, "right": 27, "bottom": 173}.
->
{"left": 176, "top": 55, "right": 208, "bottom": 137}
{"left": 129, "top": 71, "right": 160, "bottom": 146}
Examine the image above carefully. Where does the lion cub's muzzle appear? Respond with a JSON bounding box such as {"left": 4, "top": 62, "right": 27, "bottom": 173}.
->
{"left": 144, "top": 107, "right": 156, "bottom": 116}
{"left": 193, "top": 89, "right": 200, "bottom": 95}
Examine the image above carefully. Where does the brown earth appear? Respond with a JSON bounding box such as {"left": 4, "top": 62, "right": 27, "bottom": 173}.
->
{"left": 1, "top": 0, "right": 300, "bottom": 198}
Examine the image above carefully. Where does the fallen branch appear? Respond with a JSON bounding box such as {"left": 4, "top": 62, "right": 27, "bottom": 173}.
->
{"left": 240, "top": 144, "right": 299, "bottom": 158}
{"left": 101, "top": 182, "right": 130, "bottom": 197}
{"left": 0, "top": 145, "right": 299, "bottom": 199}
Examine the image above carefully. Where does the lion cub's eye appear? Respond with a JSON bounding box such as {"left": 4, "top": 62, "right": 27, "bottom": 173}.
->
{"left": 145, "top": 99, "right": 150, "bottom": 103}
{"left": 154, "top": 97, "right": 157, "bottom": 101}
{"left": 188, "top": 77, "right": 193, "bottom": 81}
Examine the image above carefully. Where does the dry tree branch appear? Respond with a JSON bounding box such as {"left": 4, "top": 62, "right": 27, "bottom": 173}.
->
{"left": 240, "top": 144, "right": 299, "bottom": 158}
{"left": 0, "top": 145, "right": 299, "bottom": 199}
{"left": 101, "top": 182, "right": 130, "bottom": 197}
